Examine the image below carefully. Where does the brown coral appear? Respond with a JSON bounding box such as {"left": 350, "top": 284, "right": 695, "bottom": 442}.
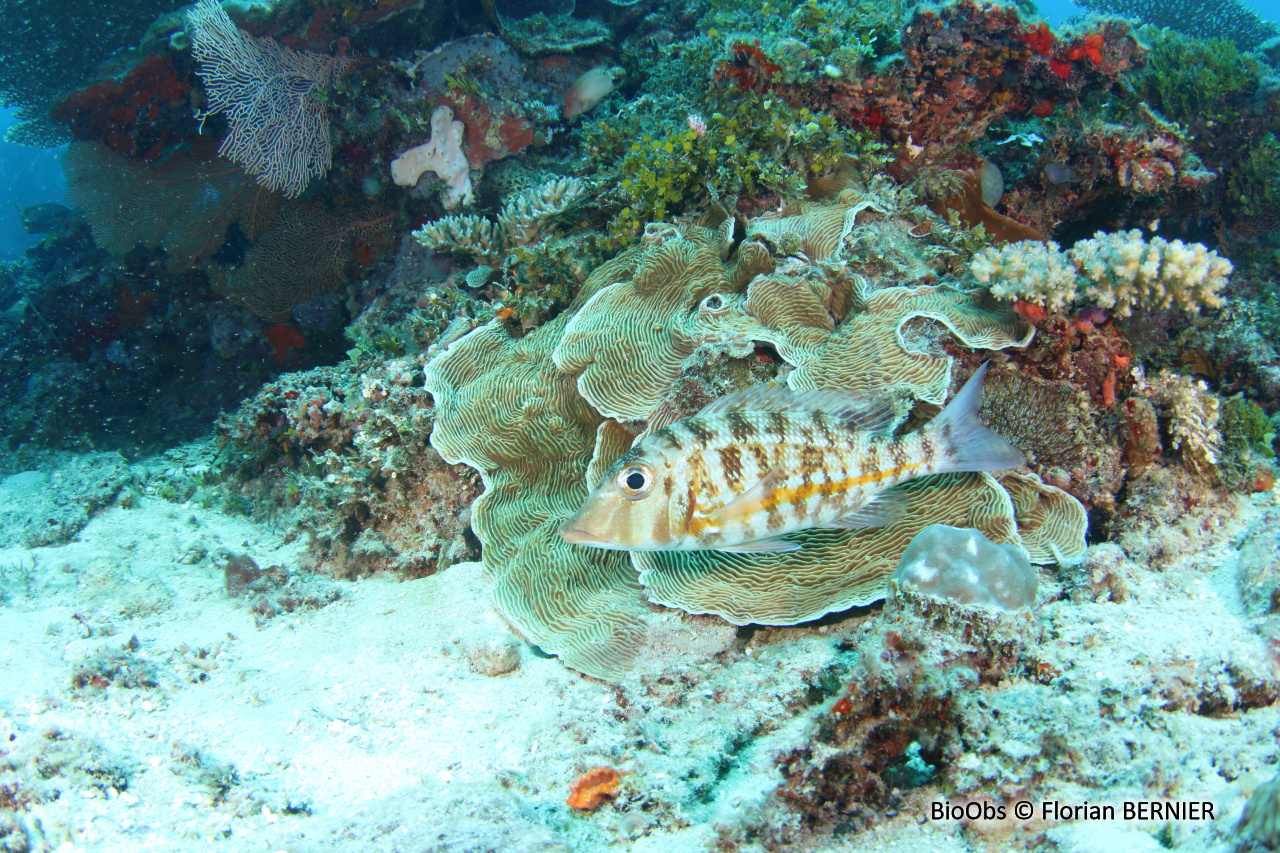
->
{"left": 979, "top": 364, "right": 1125, "bottom": 511}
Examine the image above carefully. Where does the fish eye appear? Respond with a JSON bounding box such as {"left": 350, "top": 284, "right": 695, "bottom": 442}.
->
{"left": 616, "top": 464, "right": 654, "bottom": 499}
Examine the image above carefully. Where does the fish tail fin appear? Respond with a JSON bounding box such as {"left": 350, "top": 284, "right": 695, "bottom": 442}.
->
{"left": 927, "top": 363, "right": 1025, "bottom": 473}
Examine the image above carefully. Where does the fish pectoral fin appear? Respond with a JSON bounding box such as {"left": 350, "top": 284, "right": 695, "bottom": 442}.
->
{"left": 829, "top": 489, "right": 910, "bottom": 530}
{"left": 701, "top": 467, "right": 786, "bottom": 528}
{"left": 715, "top": 535, "right": 802, "bottom": 553}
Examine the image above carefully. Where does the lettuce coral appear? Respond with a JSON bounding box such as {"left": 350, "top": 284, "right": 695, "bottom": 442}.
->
{"left": 423, "top": 310, "right": 647, "bottom": 681}
{"left": 424, "top": 200, "right": 1083, "bottom": 679}
{"left": 746, "top": 190, "right": 891, "bottom": 260}
{"left": 634, "top": 472, "right": 1038, "bottom": 626}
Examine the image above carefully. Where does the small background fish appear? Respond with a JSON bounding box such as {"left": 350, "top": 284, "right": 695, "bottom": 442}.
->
{"left": 560, "top": 364, "right": 1024, "bottom": 552}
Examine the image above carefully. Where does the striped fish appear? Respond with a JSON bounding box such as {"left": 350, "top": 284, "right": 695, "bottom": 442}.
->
{"left": 558, "top": 364, "right": 1023, "bottom": 553}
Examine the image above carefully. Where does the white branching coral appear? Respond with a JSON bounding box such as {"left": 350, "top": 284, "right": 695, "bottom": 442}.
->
{"left": 413, "top": 177, "right": 586, "bottom": 264}
{"left": 500, "top": 178, "right": 588, "bottom": 247}
{"left": 1069, "top": 230, "right": 1231, "bottom": 317}
{"left": 970, "top": 230, "right": 1232, "bottom": 318}
{"left": 413, "top": 215, "right": 500, "bottom": 264}
{"left": 970, "top": 240, "right": 1079, "bottom": 312}
{"left": 1146, "top": 369, "right": 1223, "bottom": 474}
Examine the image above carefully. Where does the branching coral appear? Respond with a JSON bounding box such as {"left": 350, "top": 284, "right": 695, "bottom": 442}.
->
{"left": 1145, "top": 369, "right": 1223, "bottom": 475}
{"left": 1077, "top": 0, "right": 1276, "bottom": 51}
{"left": 1071, "top": 230, "right": 1231, "bottom": 318}
{"left": 972, "top": 231, "right": 1232, "bottom": 318}
{"left": 413, "top": 177, "right": 586, "bottom": 266}
{"left": 970, "top": 240, "right": 1080, "bottom": 313}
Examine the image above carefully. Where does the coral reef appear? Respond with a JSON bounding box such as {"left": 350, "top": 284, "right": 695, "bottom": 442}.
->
{"left": 3, "top": 0, "right": 1280, "bottom": 848}
{"left": 1077, "top": 0, "right": 1277, "bottom": 50}
{"left": 973, "top": 231, "right": 1232, "bottom": 318}
{"left": 1146, "top": 369, "right": 1224, "bottom": 476}
{"left": 421, "top": 203, "right": 1081, "bottom": 677}
{"left": 209, "top": 352, "right": 485, "bottom": 579}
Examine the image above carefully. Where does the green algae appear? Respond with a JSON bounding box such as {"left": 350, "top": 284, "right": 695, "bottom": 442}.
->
{"left": 1134, "top": 27, "right": 1262, "bottom": 134}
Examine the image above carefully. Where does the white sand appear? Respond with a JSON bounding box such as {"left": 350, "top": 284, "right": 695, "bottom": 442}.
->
{"left": 0, "top": 461, "right": 1277, "bottom": 852}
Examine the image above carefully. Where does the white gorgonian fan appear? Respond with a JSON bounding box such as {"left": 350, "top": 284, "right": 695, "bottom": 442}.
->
{"left": 187, "top": 0, "right": 351, "bottom": 198}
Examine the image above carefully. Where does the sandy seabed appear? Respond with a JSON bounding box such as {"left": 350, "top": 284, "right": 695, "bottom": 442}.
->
{"left": 0, "top": 449, "right": 1278, "bottom": 853}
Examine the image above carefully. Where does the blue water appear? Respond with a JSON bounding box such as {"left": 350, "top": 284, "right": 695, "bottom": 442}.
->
{"left": 0, "top": 108, "right": 65, "bottom": 261}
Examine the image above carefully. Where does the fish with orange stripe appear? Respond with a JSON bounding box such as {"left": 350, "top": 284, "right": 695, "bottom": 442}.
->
{"left": 558, "top": 363, "right": 1023, "bottom": 553}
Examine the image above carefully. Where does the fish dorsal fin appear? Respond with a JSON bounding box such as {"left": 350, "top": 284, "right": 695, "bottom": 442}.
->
{"left": 699, "top": 467, "right": 786, "bottom": 530}
{"left": 699, "top": 385, "right": 897, "bottom": 434}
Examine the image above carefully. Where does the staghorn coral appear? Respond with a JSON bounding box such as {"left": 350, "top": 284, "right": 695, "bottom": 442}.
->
{"left": 413, "top": 177, "right": 586, "bottom": 266}
{"left": 500, "top": 178, "right": 589, "bottom": 247}
{"left": 1071, "top": 230, "right": 1232, "bottom": 318}
{"left": 1146, "top": 369, "right": 1223, "bottom": 475}
{"left": 972, "top": 231, "right": 1232, "bottom": 318}
{"left": 971, "top": 240, "right": 1080, "bottom": 313}
{"left": 414, "top": 215, "right": 501, "bottom": 265}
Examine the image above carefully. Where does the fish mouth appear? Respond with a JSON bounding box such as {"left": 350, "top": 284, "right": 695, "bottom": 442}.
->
{"left": 557, "top": 523, "right": 614, "bottom": 548}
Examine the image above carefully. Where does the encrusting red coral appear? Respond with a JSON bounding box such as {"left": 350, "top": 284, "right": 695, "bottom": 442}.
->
{"left": 567, "top": 766, "right": 626, "bottom": 810}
